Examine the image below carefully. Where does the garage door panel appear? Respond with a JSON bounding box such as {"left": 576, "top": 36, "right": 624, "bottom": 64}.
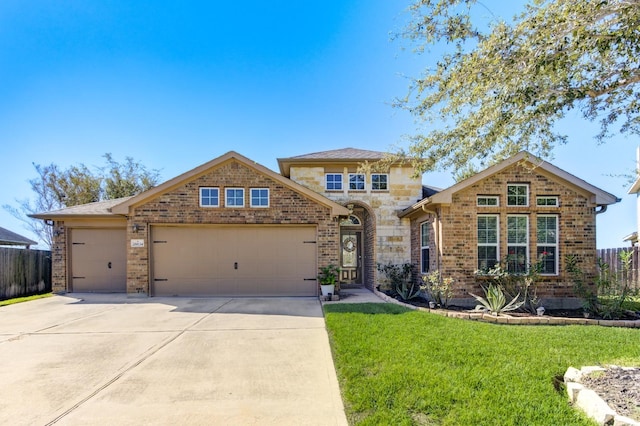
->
{"left": 151, "top": 226, "right": 317, "bottom": 297}
{"left": 70, "top": 229, "right": 126, "bottom": 293}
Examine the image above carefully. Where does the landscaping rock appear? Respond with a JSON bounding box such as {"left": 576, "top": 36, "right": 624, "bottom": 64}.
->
{"left": 575, "top": 388, "right": 616, "bottom": 425}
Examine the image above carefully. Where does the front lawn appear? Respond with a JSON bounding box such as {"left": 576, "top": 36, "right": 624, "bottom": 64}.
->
{"left": 324, "top": 303, "right": 640, "bottom": 425}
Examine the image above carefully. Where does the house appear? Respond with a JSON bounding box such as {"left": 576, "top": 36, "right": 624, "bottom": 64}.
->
{"left": 0, "top": 226, "right": 37, "bottom": 248}
{"left": 32, "top": 149, "right": 618, "bottom": 306}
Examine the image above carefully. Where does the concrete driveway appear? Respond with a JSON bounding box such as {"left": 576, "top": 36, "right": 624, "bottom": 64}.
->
{"left": 0, "top": 294, "right": 347, "bottom": 426}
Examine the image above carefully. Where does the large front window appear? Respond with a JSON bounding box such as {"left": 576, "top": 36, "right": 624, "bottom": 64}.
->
{"left": 507, "top": 215, "right": 528, "bottom": 273}
{"left": 421, "top": 222, "right": 430, "bottom": 274}
{"left": 537, "top": 215, "right": 558, "bottom": 274}
{"left": 477, "top": 215, "right": 499, "bottom": 271}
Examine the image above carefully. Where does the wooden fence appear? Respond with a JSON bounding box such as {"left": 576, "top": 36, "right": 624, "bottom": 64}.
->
{"left": 596, "top": 247, "right": 639, "bottom": 294}
{"left": 0, "top": 247, "right": 51, "bottom": 300}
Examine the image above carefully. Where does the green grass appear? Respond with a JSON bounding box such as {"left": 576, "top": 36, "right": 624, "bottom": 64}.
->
{"left": 0, "top": 293, "right": 52, "bottom": 307}
{"left": 324, "top": 303, "right": 640, "bottom": 425}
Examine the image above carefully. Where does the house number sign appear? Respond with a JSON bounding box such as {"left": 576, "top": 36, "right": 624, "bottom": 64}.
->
{"left": 130, "top": 239, "right": 145, "bottom": 248}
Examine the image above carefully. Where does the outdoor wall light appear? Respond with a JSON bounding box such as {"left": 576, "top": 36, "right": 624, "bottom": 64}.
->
{"left": 131, "top": 223, "right": 141, "bottom": 233}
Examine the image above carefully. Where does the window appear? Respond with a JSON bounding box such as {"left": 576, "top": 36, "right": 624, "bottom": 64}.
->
{"left": 225, "top": 188, "right": 244, "bottom": 207}
{"left": 421, "top": 222, "right": 430, "bottom": 274}
{"left": 477, "top": 215, "right": 499, "bottom": 271}
{"left": 537, "top": 215, "right": 558, "bottom": 274}
{"left": 348, "top": 173, "right": 365, "bottom": 190}
{"left": 477, "top": 196, "right": 499, "bottom": 206}
{"left": 326, "top": 173, "right": 343, "bottom": 191}
{"left": 371, "top": 174, "right": 388, "bottom": 191}
{"left": 507, "top": 215, "right": 528, "bottom": 273}
{"left": 536, "top": 196, "right": 559, "bottom": 207}
{"left": 507, "top": 184, "right": 529, "bottom": 206}
{"left": 250, "top": 188, "right": 269, "bottom": 207}
{"left": 199, "top": 187, "right": 219, "bottom": 207}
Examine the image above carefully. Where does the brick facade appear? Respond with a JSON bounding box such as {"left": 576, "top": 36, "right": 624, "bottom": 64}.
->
{"left": 409, "top": 162, "right": 600, "bottom": 305}
{"left": 126, "top": 160, "right": 340, "bottom": 295}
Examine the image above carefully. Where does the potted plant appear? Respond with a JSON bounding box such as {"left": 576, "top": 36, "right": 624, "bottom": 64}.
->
{"left": 318, "top": 264, "right": 340, "bottom": 296}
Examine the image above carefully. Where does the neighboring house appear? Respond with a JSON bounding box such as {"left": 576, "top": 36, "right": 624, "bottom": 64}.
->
{"left": 32, "top": 149, "right": 618, "bottom": 306}
{"left": 400, "top": 151, "right": 619, "bottom": 306}
{"left": 0, "top": 226, "right": 37, "bottom": 248}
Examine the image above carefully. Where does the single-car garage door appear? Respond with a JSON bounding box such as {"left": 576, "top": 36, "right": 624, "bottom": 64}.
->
{"left": 151, "top": 225, "right": 318, "bottom": 297}
{"left": 70, "top": 228, "right": 126, "bottom": 292}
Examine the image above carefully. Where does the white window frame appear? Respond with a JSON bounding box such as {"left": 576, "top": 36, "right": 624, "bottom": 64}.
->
{"left": 325, "top": 173, "right": 343, "bottom": 191}
{"left": 477, "top": 196, "right": 499, "bottom": 207}
{"left": 507, "top": 184, "right": 529, "bottom": 207}
{"left": 225, "top": 188, "right": 245, "bottom": 208}
{"left": 199, "top": 187, "right": 219, "bottom": 207}
{"left": 348, "top": 173, "right": 365, "bottom": 191}
{"left": 536, "top": 215, "right": 559, "bottom": 275}
{"left": 371, "top": 173, "right": 389, "bottom": 191}
{"left": 506, "top": 215, "right": 529, "bottom": 273}
{"left": 250, "top": 188, "right": 270, "bottom": 208}
{"left": 536, "top": 196, "right": 559, "bottom": 207}
{"left": 420, "top": 222, "right": 430, "bottom": 274}
{"left": 477, "top": 214, "right": 499, "bottom": 271}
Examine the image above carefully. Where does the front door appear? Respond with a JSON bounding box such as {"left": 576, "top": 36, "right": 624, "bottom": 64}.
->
{"left": 340, "top": 230, "right": 362, "bottom": 285}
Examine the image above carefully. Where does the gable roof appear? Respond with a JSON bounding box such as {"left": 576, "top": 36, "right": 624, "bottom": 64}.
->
{"left": 0, "top": 226, "right": 38, "bottom": 247}
{"left": 628, "top": 177, "right": 640, "bottom": 194}
{"left": 30, "top": 197, "right": 133, "bottom": 220}
{"left": 110, "top": 151, "right": 350, "bottom": 217}
{"left": 278, "top": 148, "right": 387, "bottom": 176}
{"left": 400, "top": 151, "right": 620, "bottom": 218}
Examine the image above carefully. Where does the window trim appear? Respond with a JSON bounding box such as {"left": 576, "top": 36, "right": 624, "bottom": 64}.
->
{"left": 536, "top": 196, "right": 559, "bottom": 207}
{"left": 225, "top": 187, "right": 245, "bottom": 208}
{"left": 506, "top": 215, "right": 529, "bottom": 274}
{"left": 371, "top": 173, "right": 389, "bottom": 191}
{"left": 477, "top": 214, "right": 500, "bottom": 271}
{"left": 477, "top": 196, "right": 499, "bottom": 207}
{"left": 507, "top": 184, "right": 529, "bottom": 207}
{"left": 348, "top": 173, "right": 365, "bottom": 191}
{"left": 325, "top": 173, "right": 343, "bottom": 191}
{"left": 199, "top": 187, "right": 220, "bottom": 208}
{"left": 536, "top": 214, "right": 559, "bottom": 275}
{"left": 420, "top": 221, "right": 430, "bottom": 274}
{"left": 250, "top": 188, "right": 270, "bottom": 208}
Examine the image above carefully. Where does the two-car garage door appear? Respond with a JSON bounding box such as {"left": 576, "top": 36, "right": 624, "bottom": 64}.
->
{"left": 151, "top": 225, "right": 318, "bottom": 297}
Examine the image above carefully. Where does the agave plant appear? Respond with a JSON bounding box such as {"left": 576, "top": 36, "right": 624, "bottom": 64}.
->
{"left": 470, "top": 284, "right": 523, "bottom": 316}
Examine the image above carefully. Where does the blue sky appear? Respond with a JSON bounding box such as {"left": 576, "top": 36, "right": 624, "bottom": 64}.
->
{"left": 0, "top": 1, "right": 636, "bottom": 249}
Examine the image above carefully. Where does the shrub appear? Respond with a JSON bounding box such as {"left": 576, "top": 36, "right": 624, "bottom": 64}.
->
{"left": 422, "top": 270, "right": 453, "bottom": 308}
{"left": 470, "top": 283, "right": 523, "bottom": 316}
{"left": 377, "top": 262, "right": 424, "bottom": 301}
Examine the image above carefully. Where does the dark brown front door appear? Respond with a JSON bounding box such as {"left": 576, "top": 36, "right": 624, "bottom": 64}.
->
{"left": 340, "top": 230, "right": 362, "bottom": 284}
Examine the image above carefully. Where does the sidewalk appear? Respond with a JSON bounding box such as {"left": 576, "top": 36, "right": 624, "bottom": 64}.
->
{"left": 321, "top": 287, "right": 387, "bottom": 304}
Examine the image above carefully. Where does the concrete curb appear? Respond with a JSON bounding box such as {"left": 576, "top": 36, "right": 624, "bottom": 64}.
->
{"left": 564, "top": 366, "right": 640, "bottom": 426}
{"left": 372, "top": 288, "right": 640, "bottom": 329}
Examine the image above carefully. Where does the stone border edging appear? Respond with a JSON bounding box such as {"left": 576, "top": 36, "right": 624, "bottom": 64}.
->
{"left": 564, "top": 366, "right": 640, "bottom": 426}
{"left": 372, "top": 288, "right": 640, "bottom": 328}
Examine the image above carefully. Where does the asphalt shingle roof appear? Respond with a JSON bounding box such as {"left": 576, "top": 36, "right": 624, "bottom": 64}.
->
{"left": 0, "top": 226, "right": 37, "bottom": 246}
{"left": 284, "top": 148, "right": 387, "bottom": 161}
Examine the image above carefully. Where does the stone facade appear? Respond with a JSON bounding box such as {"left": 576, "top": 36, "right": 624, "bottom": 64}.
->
{"left": 289, "top": 164, "right": 422, "bottom": 268}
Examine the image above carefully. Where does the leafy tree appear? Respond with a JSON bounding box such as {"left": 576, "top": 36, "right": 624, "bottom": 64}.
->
{"left": 101, "top": 153, "right": 161, "bottom": 200}
{"left": 3, "top": 154, "right": 160, "bottom": 248}
{"left": 395, "top": 0, "right": 640, "bottom": 178}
